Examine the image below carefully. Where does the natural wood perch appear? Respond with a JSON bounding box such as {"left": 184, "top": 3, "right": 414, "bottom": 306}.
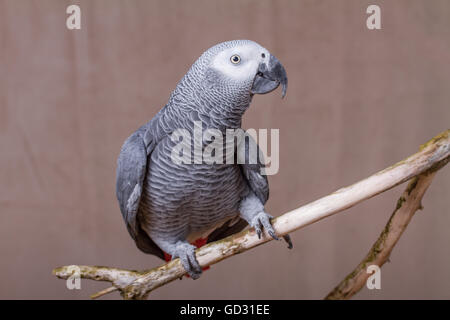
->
{"left": 53, "top": 129, "right": 449, "bottom": 299}
{"left": 325, "top": 171, "right": 437, "bottom": 299}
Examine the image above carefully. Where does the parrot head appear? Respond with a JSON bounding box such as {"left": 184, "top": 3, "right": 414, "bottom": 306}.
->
{"left": 168, "top": 40, "right": 288, "bottom": 128}
{"left": 206, "top": 40, "right": 288, "bottom": 98}
{"left": 181, "top": 40, "right": 287, "bottom": 103}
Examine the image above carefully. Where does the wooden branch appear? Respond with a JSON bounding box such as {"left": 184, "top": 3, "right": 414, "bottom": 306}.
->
{"left": 53, "top": 129, "right": 449, "bottom": 299}
{"left": 325, "top": 170, "right": 437, "bottom": 300}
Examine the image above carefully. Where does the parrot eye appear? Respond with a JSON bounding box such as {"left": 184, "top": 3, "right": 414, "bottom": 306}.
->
{"left": 261, "top": 53, "right": 266, "bottom": 58}
{"left": 230, "top": 54, "right": 241, "bottom": 64}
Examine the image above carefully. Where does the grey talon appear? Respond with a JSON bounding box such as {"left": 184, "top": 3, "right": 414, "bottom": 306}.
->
{"left": 283, "top": 235, "right": 293, "bottom": 249}
{"left": 257, "top": 229, "right": 262, "bottom": 239}
{"left": 269, "top": 230, "right": 280, "bottom": 241}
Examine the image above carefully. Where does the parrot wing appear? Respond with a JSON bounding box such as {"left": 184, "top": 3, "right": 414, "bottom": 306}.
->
{"left": 116, "top": 120, "right": 165, "bottom": 259}
{"left": 207, "top": 134, "right": 269, "bottom": 244}
{"left": 238, "top": 135, "right": 294, "bottom": 249}
{"left": 239, "top": 134, "right": 269, "bottom": 205}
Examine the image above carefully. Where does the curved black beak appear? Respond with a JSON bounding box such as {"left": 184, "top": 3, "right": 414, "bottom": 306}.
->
{"left": 251, "top": 54, "right": 288, "bottom": 98}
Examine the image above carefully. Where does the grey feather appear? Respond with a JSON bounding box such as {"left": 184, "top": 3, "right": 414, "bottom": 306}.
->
{"left": 116, "top": 125, "right": 148, "bottom": 237}
{"left": 116, "top": 121, "right": 165, "bottom": 258}
{"left": 239, "top": 136, "right": 269, "bottom": 205}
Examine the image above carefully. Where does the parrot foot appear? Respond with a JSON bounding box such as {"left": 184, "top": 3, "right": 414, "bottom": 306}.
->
{"left": 172, "top": 242, "right": 202, "bottom": 279}
{"left": 250, "top": 212, "right": 279, "bottom": 241}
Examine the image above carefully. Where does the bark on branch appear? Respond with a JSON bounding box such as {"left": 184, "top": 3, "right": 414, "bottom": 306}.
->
{"left": 325, "top": 170, "right": 438, "bottom": 299}
{"left": 53, "top": 130, "right": 449, "bottom": 299}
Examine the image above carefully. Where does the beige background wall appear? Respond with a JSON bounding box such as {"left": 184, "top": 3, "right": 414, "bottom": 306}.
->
{"left": 1, "top": 0, "right": 449, "bottom": 299}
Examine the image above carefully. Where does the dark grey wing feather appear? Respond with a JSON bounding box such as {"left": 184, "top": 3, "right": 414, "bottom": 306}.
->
{"left": 241, "top": 163, "right": 269, "bottom": 204}
{"left": 116, "top": 123, "right": 164, "bottom": 259}
{"left": 239, "top": 136, "right": 269, "bottom": 205}
{"left": 207, "top": 218, "right": 249, "bottom": 243}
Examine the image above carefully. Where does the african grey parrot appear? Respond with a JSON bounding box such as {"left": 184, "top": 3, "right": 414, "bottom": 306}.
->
{"left": 116, "top": 40, "right": 291, "bottom": 279}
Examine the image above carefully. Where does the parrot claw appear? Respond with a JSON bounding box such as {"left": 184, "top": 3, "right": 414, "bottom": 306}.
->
{"left": 172, "top": 242, "right": 202, "bottom": 279}
{"left": 256, "top": 229, "right": 262, "bottom": 239}
{"left": 283, "top": 234, "right": 293, "bottom": 249}
{"left": 268, "top": 230, "right": 280, "bottom": 241}
{"left": 250, "top": 212, "right": 279, "bottom": 241}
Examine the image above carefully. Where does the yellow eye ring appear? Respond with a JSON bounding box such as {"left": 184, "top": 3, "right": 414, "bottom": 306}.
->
{"left": 230, "top": 54, "right": 241, "bottom": 64}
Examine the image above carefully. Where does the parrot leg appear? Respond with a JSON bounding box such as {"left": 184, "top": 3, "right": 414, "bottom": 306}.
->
{"left": 239, "top": 193, "right": 294, "bottom": 248}
{"left": 162, "top": 240, "right": 203, "bottom": 279}
{"left": 239, "top": 192, "right": 279, "bottom": 241}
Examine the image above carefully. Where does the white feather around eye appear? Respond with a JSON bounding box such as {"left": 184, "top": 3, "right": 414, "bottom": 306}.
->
{"left": 211, "top": 43, "right": 264, "bottom": 82}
